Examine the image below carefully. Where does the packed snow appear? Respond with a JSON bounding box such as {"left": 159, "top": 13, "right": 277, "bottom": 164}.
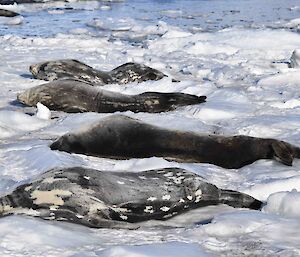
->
{"left": 0, "top": 0, "right": 300, "bottom": 256}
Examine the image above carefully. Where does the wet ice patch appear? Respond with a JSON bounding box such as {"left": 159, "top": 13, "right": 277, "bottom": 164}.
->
{"left": 97, "top": 242, "right": 213, "bottom": 257}
{"left": 0, "top": 111, "right": 50, "bottom": 139}
{"left": 87, "top": 18, "right": 134, "bottom": 32}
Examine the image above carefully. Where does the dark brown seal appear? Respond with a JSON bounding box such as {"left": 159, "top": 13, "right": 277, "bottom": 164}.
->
{"left": 50, "top": 115, "right": 300, "bottom": 169}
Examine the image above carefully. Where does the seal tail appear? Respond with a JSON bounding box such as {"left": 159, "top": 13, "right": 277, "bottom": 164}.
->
{"left": 219, "top": 189, "right": 262, "bottom": 210}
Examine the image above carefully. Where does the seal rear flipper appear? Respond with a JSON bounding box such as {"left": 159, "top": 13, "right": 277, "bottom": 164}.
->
{"left": 219, "top": 189, "right": 262, "bottom": 210}
{"left": 139, "top": 92, "right": 206, "bottom": 112}
{"left": 271, "top": 141, "right": 293, "bottom": 166}
{"left": 109, "top": 62, "right": 167, "bottom": 83}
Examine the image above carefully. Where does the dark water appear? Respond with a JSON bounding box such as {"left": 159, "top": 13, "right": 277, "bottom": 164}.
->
{"left": 0, "top": 0, "right": 299, "bottom": 37}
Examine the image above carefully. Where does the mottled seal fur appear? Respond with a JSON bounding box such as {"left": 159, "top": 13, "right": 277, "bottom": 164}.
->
{"left": 29, "top": 59, "right": 167, "bottom": 85}
{"left": 17, "top": 79, "right": 206, "bottom": 113}
{"left": 0, "top": 167, "right": 262, "bottom": 229}
{"left": 50, "top": 115, "right": 300, "bottom": 169}
{"left": 0, "top": 9, "right": 19, "bottom": 17}
{"left": 0, "top": 0, "right": 44, "bottom": 3}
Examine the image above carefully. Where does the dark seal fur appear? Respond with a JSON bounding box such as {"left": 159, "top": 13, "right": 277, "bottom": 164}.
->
{"left": 0, "top": 9, "right": 19, "bottom": 17}
{"left": 0, "top": 167, "right": 262, "bottom": 229}
{"left": 29, "top": 59, "right": 167, "bottom": 85}
{"left": 50, "top": 115, "right": 300, "bottom": 169}
{"left": 17, "top": 79, "right": 206, "bottom": 113}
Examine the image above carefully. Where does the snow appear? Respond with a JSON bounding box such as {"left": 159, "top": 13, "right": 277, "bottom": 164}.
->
{"left": 263, "top": 190, "right": 300, "bottom": 218}
{"left": 0, "top": 0, "right": 300, "bottom": 256}
{"left": 0, "top": 15, "right": 23, "bottom": 25}
{"left": 289, "top": 49, "right": 300, "bottom": 68}
{"left": 36, "top": 102, "right": 51, "bottom": 120}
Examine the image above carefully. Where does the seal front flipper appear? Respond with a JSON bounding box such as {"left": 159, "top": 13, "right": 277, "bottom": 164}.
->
{"left": 109, "top": 62, "right": 167, "bottom": 84}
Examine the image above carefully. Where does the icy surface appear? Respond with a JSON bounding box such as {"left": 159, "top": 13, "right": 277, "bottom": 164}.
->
{"left": 0, "top": 0, "right": 300, "bottom": 256}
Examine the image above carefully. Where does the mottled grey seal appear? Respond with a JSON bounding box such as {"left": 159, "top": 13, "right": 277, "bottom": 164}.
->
{"left": 29, "top": 59, "right": 168, "bottom": 85}
{"left": 0, "top": 9, "right": 19, "bottom": 17}
{"left": 50, "top": 115, "right": 300, "bottom": 169}
{"left": 0, "top": 167, "right": 262, "bottom": 229}
{"left": 17, "top": 79, "right": 206, "bottom": 113}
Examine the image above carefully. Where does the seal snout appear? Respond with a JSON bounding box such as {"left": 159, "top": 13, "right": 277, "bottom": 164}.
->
{"left": 29, "top": 64, "right": 40, "bottom": 78}
{"left": 17, "top": 90, "right": 30, "bottom": 105}
{"left": 50, "top": 139, "right": 62, "bottom": 151}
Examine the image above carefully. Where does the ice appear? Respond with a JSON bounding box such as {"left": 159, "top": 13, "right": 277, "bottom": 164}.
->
{"left": 97, "top": 242, "right": 214, "bottom": 257}
{"left": 285, "top": 18, "right": 300, "bottom": 28}
{"left": 0, "top": 110, "right": 50, "bottom": 139}
{"left": 289, "top": 49, "right": 300, "bottom": 68}
{"left": 263, "top": 190, "right": 300, "bottom": 218}
{"left": 1, "top": 0, "right": 300, "bottom": 256}
{"left": 0, "top": 15, "right": 23, "bottom": 25}
{"left": 36, "top": 102, "right": 51, "bottom": 120}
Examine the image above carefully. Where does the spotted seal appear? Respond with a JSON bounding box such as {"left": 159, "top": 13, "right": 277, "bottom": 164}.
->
{"left": 29, "top": 59, "right": 168, "bottom": 85}
{"left": 0, "top": 167, "right": 262, "bottom": 228}
{"left": 17, "top": 79, "right": 206, "bottom": 113}
{"left": 50, "top": 115, "right": 300, "bottom": 169}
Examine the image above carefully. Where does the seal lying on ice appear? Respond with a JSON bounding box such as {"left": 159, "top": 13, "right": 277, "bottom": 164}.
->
{"left": 17, "top": 79, "right": 206, "bottom": 113}
{"left": 29, "top": 59, "right": 167, "bottom": 85}
{"left": 50, "top": 115, "right": 300, "bottom": 169}
{"left": 0, "top": 167, "right": 262, "bottom": 228}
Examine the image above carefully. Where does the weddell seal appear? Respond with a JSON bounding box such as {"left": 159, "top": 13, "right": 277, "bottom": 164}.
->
{"left": 29, "top": 59, "right": 168, "bottom": 85}
{"left": 17, "top": 79, "right": 206, "bottom": 113}
{"left": 0, "top": 167, "right": 262, "bottom": 229}
{"left": 50, "top": 115, "right": 300, "bottom": 169}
